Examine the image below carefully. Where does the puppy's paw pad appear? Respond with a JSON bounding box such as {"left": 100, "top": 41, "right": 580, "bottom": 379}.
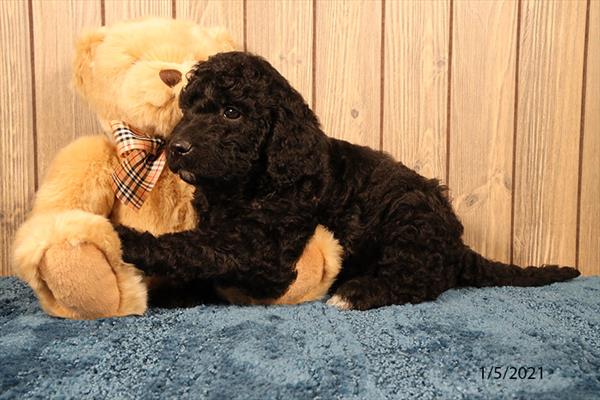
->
{"left": 327, "top": 295, "right": 352, "bottom": 310}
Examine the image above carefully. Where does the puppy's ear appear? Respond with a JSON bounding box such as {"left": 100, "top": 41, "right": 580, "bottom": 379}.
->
{"left": 266, "top": 101, "right": 326, "bottom": 184}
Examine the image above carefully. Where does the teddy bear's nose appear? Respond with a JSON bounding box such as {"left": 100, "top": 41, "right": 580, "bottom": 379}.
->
{"left": 159, "top": 69, "right": 182, "bottom": 87}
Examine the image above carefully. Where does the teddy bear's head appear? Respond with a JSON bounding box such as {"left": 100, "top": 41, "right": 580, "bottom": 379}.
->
{"left": 73, "top": 18, "right": 236, "bottom": 138}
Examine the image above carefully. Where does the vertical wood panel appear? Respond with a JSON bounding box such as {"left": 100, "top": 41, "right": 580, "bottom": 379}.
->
{"left": 314, "top": 0, "right": 382, "bottom": 148}
{"left": 33, "top": 0, "right": 103, "bottom": 178}
{"left": 176, "top": 0, "right": 244, "bottom": 48}
{"left": 513, "top": 0, "right": 587, "bottom": 267}
{"left": 579, "top": 0, "right": 600, "bottom": 276}
{"left": 2, "top": 1, "right": 598, "bottom": 277}
{"left": 383, "top": 0, "right": 448, "bottom": 180}
{"left": 450, "top": 0, "right": 517, "bottom": 263}
{"left": 0, "top": 1, "right": 34, "bottom": 275}
{"left": 246, "top": 0, "right": 313, "bottom": 105}
{"left": 104, "top": 0, "right": 172, "bottom": 23}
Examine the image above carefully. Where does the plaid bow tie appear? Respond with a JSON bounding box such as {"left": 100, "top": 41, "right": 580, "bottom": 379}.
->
{"left": 111, "top": 121, "right": 167, "bottom": 209}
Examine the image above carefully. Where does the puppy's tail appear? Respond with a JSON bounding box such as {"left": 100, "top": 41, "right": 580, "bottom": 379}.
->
{"left": 458, "top": 247, "right": 579, "bottom": 288}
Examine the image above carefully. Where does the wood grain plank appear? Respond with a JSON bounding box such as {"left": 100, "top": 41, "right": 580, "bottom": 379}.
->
{"left": 382, "top": 0, "right": 448, "bottom": 180}
{"left": 579, "top": 0, "right": 600, "bottom": 276}
{"left": 513, "top": 0, "right": 587, "bottom": 267}
{"left": 104, "top": 0, "right": 172, "bottom": 24}
{"left": 176, "top": 0, "right": 244, "bottom": 48}
{"left": 0, "top": 1, "right": 34, "bottom": 275}
{"left": 32, "top": 0, "right": 103, "bottom": 178}
{"left": 314, "top": 0, "right": 382, "bottom": 148}
{"left": 246, "top": 0, "right": 313, "bottom": 105}
{"left": 450, "top": 0, "right": 518, "bottom": 263}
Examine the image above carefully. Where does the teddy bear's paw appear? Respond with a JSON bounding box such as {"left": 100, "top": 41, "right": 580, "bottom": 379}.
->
{"left": 326, "top": 295, "right": 353, "bottom": 310}
{"left": 39, "top": 242, "right": 121, "bottom": 319}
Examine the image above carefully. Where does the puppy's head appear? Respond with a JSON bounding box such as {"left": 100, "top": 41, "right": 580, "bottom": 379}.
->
{"left": 168, "top": 51, "right": 325, "bottom": 185}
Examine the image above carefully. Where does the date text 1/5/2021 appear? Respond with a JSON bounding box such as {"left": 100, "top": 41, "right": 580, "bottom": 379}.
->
{"left": 481, "top": 366, "right": 543, "bottom": 380}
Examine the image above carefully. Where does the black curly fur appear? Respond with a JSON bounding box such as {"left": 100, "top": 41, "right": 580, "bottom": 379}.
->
{"left": 116, "top": 51, "right": 580, "bottom": 310}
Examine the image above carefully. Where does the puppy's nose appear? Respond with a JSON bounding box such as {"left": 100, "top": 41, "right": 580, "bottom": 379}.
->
{"left": 170, "top": 140, "right": 192, "bottom": 156}
{"left": 159, "top": 69, "right": 182, "bottom": 87}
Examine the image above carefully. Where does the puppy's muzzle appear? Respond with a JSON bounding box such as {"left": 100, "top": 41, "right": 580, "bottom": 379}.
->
{"left": 170, "top": 140, "right": 192, "bottom": 157}
{"left": 168, "top": 139, "right": 197, "bottom": 184}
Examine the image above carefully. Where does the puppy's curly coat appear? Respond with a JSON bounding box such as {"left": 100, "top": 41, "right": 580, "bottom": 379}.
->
{"left": 117, "top": 52, "right": 579, "bottom": 310}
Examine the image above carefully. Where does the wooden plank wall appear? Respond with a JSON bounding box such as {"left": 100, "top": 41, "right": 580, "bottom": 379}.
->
{"left": 0, "top": 0, "right": 598, "bottom": 277}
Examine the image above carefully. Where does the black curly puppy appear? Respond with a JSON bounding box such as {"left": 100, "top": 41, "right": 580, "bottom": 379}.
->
{"left": 117, "top": 51, "right": 579, "bottom": 310}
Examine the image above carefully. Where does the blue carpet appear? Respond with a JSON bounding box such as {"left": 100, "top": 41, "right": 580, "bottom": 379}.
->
{"left": 1, "top": 277, "right": 599, "bottom": 399}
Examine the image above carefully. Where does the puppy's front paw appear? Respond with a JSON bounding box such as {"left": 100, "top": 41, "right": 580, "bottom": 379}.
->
{"left": 326, "top": 295, "right": 353, "bottom": 310}
{"left": 114, "top": 225, "right": 151, "bottom": 266}
{"left": 114, "top": 225, "right": 140, "bottom": 245}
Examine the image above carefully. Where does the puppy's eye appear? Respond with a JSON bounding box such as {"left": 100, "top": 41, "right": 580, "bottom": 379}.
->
{"left": 223, "top": 106, "right": 241, "bottom": 120}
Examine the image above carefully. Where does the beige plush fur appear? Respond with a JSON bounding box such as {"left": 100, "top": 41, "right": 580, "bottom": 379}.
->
{"left": 12, "top": 18, "right": 342, "bottom": 319}
{"left": 217, "top": 226, "right": 343, "bottom": 305}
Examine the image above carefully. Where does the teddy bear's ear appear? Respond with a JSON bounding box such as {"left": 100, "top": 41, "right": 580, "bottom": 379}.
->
{"left": 204, "top": 26, "right": 239, "bottom": 51}
{"left": 72, "top": 27, "right": 107, "bottom": 96}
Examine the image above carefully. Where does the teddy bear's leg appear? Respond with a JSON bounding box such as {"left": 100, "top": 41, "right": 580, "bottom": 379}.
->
{"left": 40, "top": 243, "right": 120, "bottom": 319}
{"left": 183, "top": 225, "right": 342, "bottom": 306}
{"left": 273, "top": 225, "right": 343, "bottom": 304}
{"left": 14, "top": 210, "right": 148, "bottom": 319}
{"left": 219, "top": 225, "right": 343, "bottom": 305}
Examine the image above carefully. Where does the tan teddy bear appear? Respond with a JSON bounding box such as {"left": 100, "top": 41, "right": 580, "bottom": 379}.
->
{"left": 12, "top": 18, "right": 342, "bottom": 320}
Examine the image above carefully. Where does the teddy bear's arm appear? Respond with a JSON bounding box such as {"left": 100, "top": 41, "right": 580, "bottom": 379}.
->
{"left": 30, "top": 135, "right": 116, "bottom": 215}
